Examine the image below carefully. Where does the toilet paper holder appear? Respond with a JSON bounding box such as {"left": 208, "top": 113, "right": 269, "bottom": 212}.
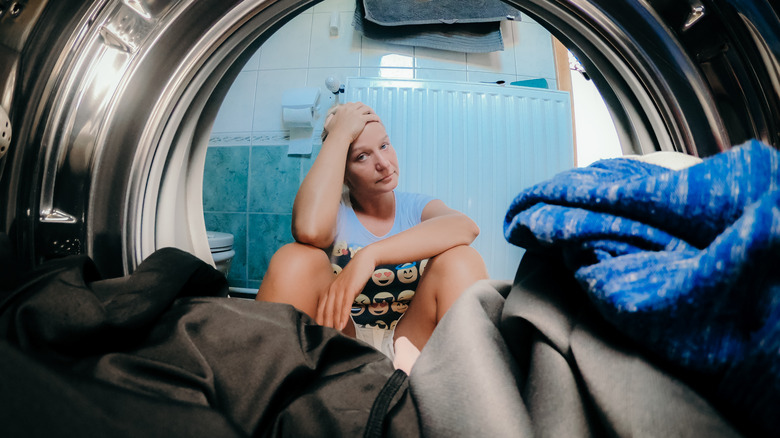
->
{"left": 281, "top": 87, "right": 320, "bottom": 155}
{"left": 281, "top": 87, "right": 320, "bottom": 125}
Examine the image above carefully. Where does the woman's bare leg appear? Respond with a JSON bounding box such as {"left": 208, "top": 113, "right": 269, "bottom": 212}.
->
{"left": 393, "top": 245, "right": 488, "bottom": 351}
{"left": 255, "top": 242, "right": 334, "bottom": 320}
{"left": 256, "top": 242, "right": 357, "bottom": 337}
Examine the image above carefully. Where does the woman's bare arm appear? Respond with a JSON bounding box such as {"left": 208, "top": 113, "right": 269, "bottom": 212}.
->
{"left": 317, "top": 199, "right": 480, "bottom": 329}
{"left": 291, "top": 103, "right": 379, "bottom": 248}
{"left": 364, "top": 199, "right": 479, "bottom": 266}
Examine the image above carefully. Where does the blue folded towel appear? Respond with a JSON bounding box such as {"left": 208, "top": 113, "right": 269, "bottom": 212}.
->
{"left": 504, "top": 139, "right": 780, "bottom": 432}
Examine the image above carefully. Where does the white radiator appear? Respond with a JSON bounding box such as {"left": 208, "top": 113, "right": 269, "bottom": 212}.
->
{"left": 346, "top": 78, "right": 574, "bottom": 280}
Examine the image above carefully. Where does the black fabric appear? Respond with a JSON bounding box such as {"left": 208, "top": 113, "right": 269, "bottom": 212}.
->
{"left": 0, "top": 341, "right": 245, "bottom": 438}
{"left": 0, "top": 244, "right": 419, "bottom": 437}
{"left": 364, "top": 369, "right": 409, "bottom": 438}
{"left": 410, "top": 252, "right": 745, "bottom": 437}
{"left": 0, "top": 232, "right": 19, "bottom": 294}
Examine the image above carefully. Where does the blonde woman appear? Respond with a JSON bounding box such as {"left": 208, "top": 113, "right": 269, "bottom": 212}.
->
{"left": 256, "top": 102, "right": 488, "bottom": 362}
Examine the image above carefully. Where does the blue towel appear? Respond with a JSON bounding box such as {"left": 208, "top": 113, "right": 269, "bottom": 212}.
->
{"left": 504, "top": 139, "right": 780, "bottom": 430}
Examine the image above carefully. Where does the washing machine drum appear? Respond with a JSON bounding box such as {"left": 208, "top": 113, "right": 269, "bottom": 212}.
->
{"left": 1, "top": 1, "right": 779, "bottom": 437}
{"left": 0, "top": 0, "right": 778, "bottom": 279}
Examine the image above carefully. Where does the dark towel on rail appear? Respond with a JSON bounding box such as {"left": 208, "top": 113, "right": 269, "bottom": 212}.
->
{"left": 353, "top": 0, "right": 514, "bottom": 53}
{"left": 363, "top": 0, "right": 520, "bottom": 26}
{"left": 503, "top": 139, "right": 780, "bottom": 436}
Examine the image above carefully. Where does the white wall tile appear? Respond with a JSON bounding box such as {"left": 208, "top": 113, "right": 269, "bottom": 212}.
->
{"left": 360, "top": 67, "right": 414, "bottom": 79}
{"left": 306, "top": 67, "right": 359, "bottom": 91}
{"left": 361, "top": 37, "right": 414, "bottom": 68}
{"left": 258, "top": 13, "right": 313, "bottom": 70}
{"left": 213, "top": 70, "right": 258, "bottom": 133}
{"left": 309, "top": 12, "right": 361, "bottom": 68}
{"left": 514, "top": 21, "right": 556, "bottom": 79}
{"left": 311, "top": 0, "right": 355, "bottom": 13}
{"left": 253, "top": 69, "right": 308, "bottom": 132}
{"left": 242, "top": 48, "right": 261, "bottom": 72}
{"left": 415, "top": 69, "right": 468, "bottom": 82}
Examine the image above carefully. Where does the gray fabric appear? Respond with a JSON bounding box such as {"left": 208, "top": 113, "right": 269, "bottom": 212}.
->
{"left": 410, "top": 253, "right": 743, "bottom": 437}
{"left": 570, "top": 324, "right": 738, "bottom": 437}
{"left": 363, "top": 0, "right": 520, "bottom": 26}
{"left": 353, "top": 2, "right": 506, "bottom": 53}
{"left": 411, "top": 279, "right": 534, "bottom": 437}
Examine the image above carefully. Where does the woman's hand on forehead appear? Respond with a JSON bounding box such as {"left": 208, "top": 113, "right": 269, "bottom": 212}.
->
{"left": 323, "top": 102, "right": 381, "bottom": 146}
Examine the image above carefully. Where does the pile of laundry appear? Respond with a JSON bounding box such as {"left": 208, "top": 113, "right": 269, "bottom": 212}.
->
{"left": 504, "top": 139, "right": 780, "bottom": 434}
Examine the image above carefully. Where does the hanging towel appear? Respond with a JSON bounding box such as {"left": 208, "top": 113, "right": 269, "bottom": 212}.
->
{"left": 503, "top": 139, "right": 780, "bottom": 434}
{"left": 363, "top": 0, "right": 520, "bottom": 26}
{"left": 353, "top": 1, "right": 513, "bottom": 53}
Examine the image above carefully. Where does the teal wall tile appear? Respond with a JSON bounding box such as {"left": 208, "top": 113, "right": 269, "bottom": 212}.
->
{"left": 247, "top": 213, "right": 294, "bottom": 282}
{"left": 229, "top": 279, "right": 248, "bottom": 289}
{"left": 203, "top": 146, "right": 249, "bottom": 212}
{"left": 204, "top": 212, "right": 247, "bottom": 287}
{"left": 302, "top": 145, "right": 321, "bottom": 178}
{"left": 249, "top": 146, "right": 301, "bottom": 214}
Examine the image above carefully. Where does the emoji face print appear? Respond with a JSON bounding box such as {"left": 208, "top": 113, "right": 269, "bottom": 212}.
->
{"left": 398, "top": 290, "right": 415, "bottom": 302}
{"left": 372, "top": 268, "right": 395, "bottom": 286}
{"left": 368, "top": 293, "right": 392, "bottom": 316}
{"left": 396, "top": 263, "right": 418, "bottom": 284}
{"left": 351, "top": 294, "right": 370, "bottom": 316}
{"left": 368, "top": 302, "right": 389, "bottom": 316}
{"left": 373, "top": 292, "right": 394, "bottom": 304}
{"left": 336, "top": 249, "right": 428, "bottom": 331}
{"left": 332, "top": 241, "right": 349, "bottom": 257}
{"left": 391, "top": 301, "right": 409, "bottom": 314}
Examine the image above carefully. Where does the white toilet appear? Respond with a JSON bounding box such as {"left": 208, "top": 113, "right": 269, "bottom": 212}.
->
{"left": 206, "top": 231, "right": 235, "bottom": 277}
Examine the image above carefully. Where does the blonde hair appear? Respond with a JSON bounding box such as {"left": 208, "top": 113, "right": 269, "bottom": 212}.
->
{"left": 341, "top": 185, "right": 352, "bottom": 207}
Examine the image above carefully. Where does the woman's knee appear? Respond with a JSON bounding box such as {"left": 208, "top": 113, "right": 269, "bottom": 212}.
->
{"left": 268, "top": 242, "right": 332, "bottom": 273}
{"left": 424, "top": 245, "right": 488, "bottom": 280}
{"left": 256, "top": 242, "right": 333, "bottom": 305}
{"left": 411, "top": 245, "right": 487, "bottom": 328}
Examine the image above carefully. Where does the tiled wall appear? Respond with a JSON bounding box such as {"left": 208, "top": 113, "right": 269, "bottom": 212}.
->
{"left": 204, "top": 0, "right": 559, "bottom": 289}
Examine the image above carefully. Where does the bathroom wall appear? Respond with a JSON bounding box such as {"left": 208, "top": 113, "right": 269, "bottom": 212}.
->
{"left": 203, "top": 0, "right": 560, "bottom": 290}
